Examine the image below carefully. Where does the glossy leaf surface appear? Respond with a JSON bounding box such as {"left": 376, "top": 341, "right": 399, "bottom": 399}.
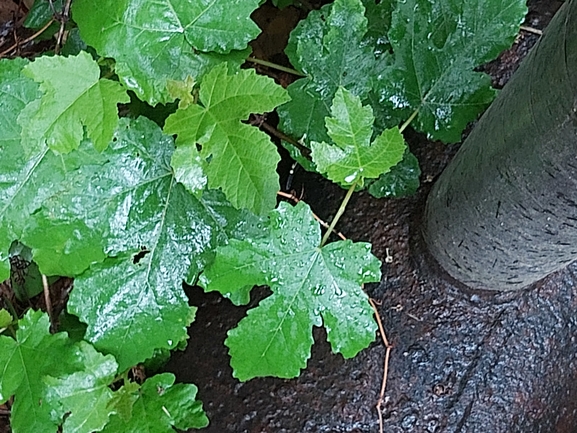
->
{"left": 101, "top": 373, "right": 209, "bottom": 432}
{"left": 18, "top": 52, "right": 129, "bottom": 153}
{"left": 201, "top": 201, "right": 380, "bottom": 380}
{"left": 0, "top": 58, "right": 40, "bottom": 280}
{"left": 278, "top": 0, "right": 375, "bottom": 152}
{"left": 311, "top": 87, "right": 406, "bottom": 187}
{"left": 72, "top": 0, "right": 259, "bottom": 105}
{"left": 44, "top": 341, "right": 118, "bottom": 433}
{"left": 373, "top": 0, "right": 527, "bottom": 142}
{"left": 368, "top": 151, "right": 421, "bottom": 198}
{"left": 0, "top": 311, "right": 72, "bottom": 433}
{"left": 165, "top": 63, "right": 290, "bottom": 214}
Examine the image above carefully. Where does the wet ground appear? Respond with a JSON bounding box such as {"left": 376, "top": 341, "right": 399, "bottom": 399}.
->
{"left": 163, "top": 1, "right": 576, "bottom": 432}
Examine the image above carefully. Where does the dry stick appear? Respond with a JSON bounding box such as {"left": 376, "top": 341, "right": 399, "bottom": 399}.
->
{"left": 369, "top": 297, "right": 393, "bottom": 433}
{"left": 0, "top": 19, "right": 55, "bottom": 58}
{"left": 41, "top": 274, "right": 54, "bottom": 329}
{"left": 259, "top": 120, "right": 312, "bottom": 158}
{"left": 54, "top": 0, "right": 73, "bottom": 54}
{"left": 520, "top": 25, "right": 543, "bottom": 36}
{"left": 277, "top": 191, "right": 347, "bottom": 241}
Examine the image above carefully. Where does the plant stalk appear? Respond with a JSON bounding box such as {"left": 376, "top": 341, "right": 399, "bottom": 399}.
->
{"left": 399, "top": 109, "right": 419, "bottom": 133}
{"left": 246, "top": 57, "right": 306, "bottom": 77}
{"left": 320, "top": 181, "right": 357, "bottom": 247}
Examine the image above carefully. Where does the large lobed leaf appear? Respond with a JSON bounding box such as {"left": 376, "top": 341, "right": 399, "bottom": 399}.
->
{"left": 373, "top": 0, "right": 527, "bottom": 142}
{"left": 200, "top": 201, "right": 380, "bottom": 380}
{"left": 164, "top": 63, "right": 290, "bottom": 215}
{"left": 18, "top": 52, "right": 129, "bottom": 154}
{"left": 311, "top": 87, "right": 406, "bottom": 187}
{"left": 72, "top": 0, "right": 260, "bottom": 105}
{"left": 278, "top": 0, "right": 376, "bottom": 168}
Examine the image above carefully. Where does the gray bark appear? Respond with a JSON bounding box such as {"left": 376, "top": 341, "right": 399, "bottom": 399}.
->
{"left": 424, "top": 0, "right": 577, "bottom": 290}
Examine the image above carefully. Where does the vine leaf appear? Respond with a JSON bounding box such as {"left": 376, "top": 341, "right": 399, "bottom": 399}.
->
{"left": 0, "top": 311, "right": 97, "bottom": 433}
{"left": 0, "top": 58, "right": 40, "bottom": 280}
{"left": 44, "top": 341, "right": 119, "bottom": 433}
{"left": 367, "top": 151, "right": 422, "bottom": 198}
{"left": 373, "top": 0, "right": 527, "bottom": 142}
{"left": 18, "top": 51, "right": 129, "bottom": 153}
{"left": 72, "top": 0, "right": 259, "bottom": 105}
{"left": 200, "top": 201, "right": 380, "bottom": 380}
{"left": 311, "top": 87, "right": 406, "bottom": 187}
{"left": 164, "top": 63, "right": 290, "bottom": 215}
{"left": 278, "top": 0, "right": 375, "bottom": 166}
{"left": 101, "top": 373, "right": 209, "bottom": 432}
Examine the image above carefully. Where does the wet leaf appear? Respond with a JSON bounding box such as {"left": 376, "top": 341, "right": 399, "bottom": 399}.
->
{"left": 373, "top": 0, "right": 527, "bottom": 142}
{"left": 0, "top": 310, "right": 73, "bottom": 433}
{"left": 18, "top": 52, "right": 129, "bottom": 153}
{"left": 164, "top": 63, "right": 290, "bottom": 214}
{"left": 278, "top": 0, "right": 375, "bottom": 154}
{"left": 200, "top": 201, "right": 380, "bottom": 380}
{"left": 368, "top": 150, "right": 421, "bottom": 198}
{"left": 44, "top": 341, "right": 119, "bottom": 433}
{"left": 0, "top": 58, "right": 40, "bottom": 280}
{"left": 311, "top": 87, "right": 406, "bottom": 187}
{"left": 0, "top": 309, "right": 12, "bottom": 328}
{"left": 101, "top": 373, "right": 208, "bottom": 432}
{"left": 72, "top": 0, "right": 258, "bottom": 105}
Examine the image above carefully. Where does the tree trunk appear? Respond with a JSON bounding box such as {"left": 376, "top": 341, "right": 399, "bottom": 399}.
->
{"left": 424, "top": 0, "right": 577, "bottom": 291}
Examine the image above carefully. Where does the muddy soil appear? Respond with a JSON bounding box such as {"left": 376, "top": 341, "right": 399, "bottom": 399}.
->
{"left": 164, "top": 1, "right": 575, "bottom": 432}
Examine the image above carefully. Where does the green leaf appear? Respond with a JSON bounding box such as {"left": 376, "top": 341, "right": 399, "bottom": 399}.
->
{"left": 311, "top": 87, "right": 406, "bottom": 187}
{"left": 200, "top": 201, "right": 380, "bottom": 380}
{"left": 44, "top": 341, "right": 118, "bottom": 433}
{"left": 367, "top": 150, "right": 421, "bottom": 198}
{"left": 0, "top": 310, "right": 72, "bottom": 433}
{"left": 24, "top": 0, "right": 63, "bottom": 30}
{"left": 164, "top": 63, "right": 290, "bottom": 214}
{"left": 72, "top": 0, "right": 259, "bottom": 105}
{"left": 373, "top": 0, "right": 527, "bottom": 142}
{"left": 0, "top": 309, "right": 12, "bottom": 328}
{"left": 23, "top": 117, "right": 261, "bottom": 370}
{"left": 278, "top": 0, "right": 376, "bottom": 152}
{"left": 101, "top": 373, "right": 208, "bottom": 432}
{"left": 18, "top": 52, "right": 129, "bottom": 153}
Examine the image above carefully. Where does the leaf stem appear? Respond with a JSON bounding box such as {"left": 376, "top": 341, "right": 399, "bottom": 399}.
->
{"left": 246, "top": 57, "right": 307, "bottom": 77}
{"left": 399, "top": 109, "right": 419, "bottom": 133}
{"left": 320, "top": 181, "right": 357, "bottom": 247}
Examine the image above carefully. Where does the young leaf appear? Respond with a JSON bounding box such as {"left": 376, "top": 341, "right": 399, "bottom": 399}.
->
{"left": 18, "top": 52, "right": 129, "bottom": 153}
{"left": 44, "top": 341, "right": 119, "bottom": 433}
{"left": 101, "top": 373, "right": 209, "bottom": 432}
{"left": 0, "top": 310, "right": 73, "bottom": 433}
{"left": 72, "top": 0, "right": 259, "bottom": 105}
{"left": 278, "top": 0, "right": 376, "bottom": 164}
{"left": 0, "top": 309, "right": 12, "bottom": 329}
{"left": 311, "top": 87, "right": 406, "bottom": 187}
{"left": 200, "top": 201, "right": 380, "bottom": 380}
{"left": 373, "top": 0, "right": 527, "bottom": 142}
{"left": 164, "top": 63, "right": 290, "bottom": 214}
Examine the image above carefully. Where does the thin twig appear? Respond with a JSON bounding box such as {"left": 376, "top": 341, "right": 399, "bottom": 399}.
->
{"left": 259, "top": 120, "right": 312, "bottom": 158}
{"left": 0, "top": 19, "right": 55, "bottom": 58}
{"left": 246, "top": 57, "right": 306, "bottom": 77}
{"left": 54, "top": 0, "right": 73, "bottom": 54}
{"left": 41, "top": 274, "right": 54, "bottom": 330}
{"left": 277, "top": 191, "right": 347, "bottom": 241}
{"left": 520, "top": 25, "right": 543, "bottom": 36}
{"left": 369, "top": 298, "right": 393, "bottom": 433}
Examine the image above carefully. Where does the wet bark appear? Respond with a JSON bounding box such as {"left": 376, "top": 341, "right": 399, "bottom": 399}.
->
{"left": 425, "top": 0, "right": 577, "bottom": 291}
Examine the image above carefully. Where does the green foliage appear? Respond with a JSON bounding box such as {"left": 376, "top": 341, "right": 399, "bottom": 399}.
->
{"left": 18, "top": 52, "right": 129, "bottom": 153}
{"left": 372, "top": 0, "right": 528, "bottom": 142}
{"left": 201, "top": 201, "right": 380, "bottom": 380}
{"left": 72, "top": 0, "right": 259, "bottom": 105}
{"left": 164, "top": 63, "right": 290, "bottom": 214}
{"left": 0, "top": 311, "right": 207, "bottom": 433}
{"left": 311, "top": 87, "right": 406, "bottom": 187}
{"left": 0, "top": 0, "right": 528, "bottom": 429}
